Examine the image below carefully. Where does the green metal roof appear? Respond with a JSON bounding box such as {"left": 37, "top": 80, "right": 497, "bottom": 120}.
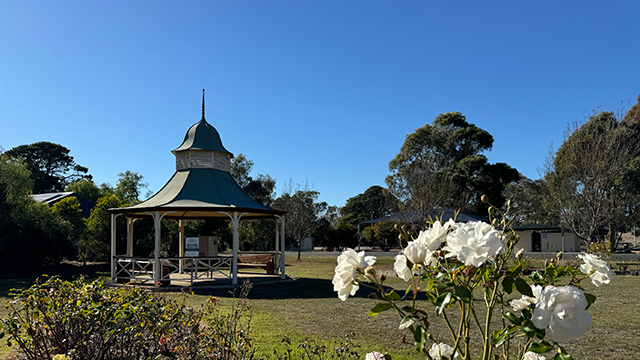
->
{"left": 109, "top": 92, "right": 282, "bottom": 219}
{"left": 109, "top": 168, "right": 284, "bottom": 218}
{"left": 173, "top": 118, "right": 233, "bottom": 155}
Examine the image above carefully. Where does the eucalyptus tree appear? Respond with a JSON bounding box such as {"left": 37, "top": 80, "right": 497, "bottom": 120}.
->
{"left": 386, "top": 112, "right": 519, "bottom": 216}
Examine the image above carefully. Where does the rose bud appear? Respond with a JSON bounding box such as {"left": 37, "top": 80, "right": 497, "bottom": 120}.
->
{"left": 365, "top": 266, "right": 377, "bottom": 277}
{"left": 515, "top": 248, "right": 525, "bottom": 259}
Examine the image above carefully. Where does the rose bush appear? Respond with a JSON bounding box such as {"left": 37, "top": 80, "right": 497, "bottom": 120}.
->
{"left": 333, "top": 200, "right": 615, "bottom": 360}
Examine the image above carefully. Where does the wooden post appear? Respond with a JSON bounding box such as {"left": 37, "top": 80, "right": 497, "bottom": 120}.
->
{"left": 280, "top": 215, "right": 286, "bottom": 280}
{"left": 232, "top": 212, "right": 239, "bottom": 285}
{"left": 154, "top": 211, "right": 161, "bottom": 284}
{"left": 110, "top": 214, "right": 117, "bottom": 281}
{"left": 179, "top": 219, "right": 185, "bottom": 273}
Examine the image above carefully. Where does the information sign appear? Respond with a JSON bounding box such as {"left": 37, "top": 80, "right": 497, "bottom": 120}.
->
{"left": 185, "top": 237, "right": 199, "bottom": 257}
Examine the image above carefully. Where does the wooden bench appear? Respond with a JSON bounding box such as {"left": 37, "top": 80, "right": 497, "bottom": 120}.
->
{"left": 237, "top": 254, "right": 275, "bottom": 275}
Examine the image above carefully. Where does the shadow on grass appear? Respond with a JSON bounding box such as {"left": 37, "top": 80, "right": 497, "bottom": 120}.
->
{"left": 0, "top": 263, "right": 110, "bottom": 299}
{"left": 199, "top": 278, "right": 385, "bottom": 300}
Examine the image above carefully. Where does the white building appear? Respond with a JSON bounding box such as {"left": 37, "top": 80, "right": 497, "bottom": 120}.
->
{"left": 512, "top": 224, "right": 581, "bottom": 253}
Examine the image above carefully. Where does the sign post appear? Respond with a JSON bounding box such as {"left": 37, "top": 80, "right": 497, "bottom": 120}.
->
{"left": 185, "top": 237, "right": 199, "bottom": 288}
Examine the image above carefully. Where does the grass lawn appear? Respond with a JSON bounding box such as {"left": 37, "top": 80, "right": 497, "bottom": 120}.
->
{"left": 1, "top": 254, "right": 639, "bottom": 359}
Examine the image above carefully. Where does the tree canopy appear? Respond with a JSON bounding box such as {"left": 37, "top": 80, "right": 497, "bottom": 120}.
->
{"left": 386, "top": 112, "right": 519, "bottom": 215}
{"left": 0, "top": 154, "right": 72, "bottom": 269}
{"left": 5, "top": 142, "right": 91, "bottom": 193}
{"left": 66, "top": 179, "right": 102, "bottom": 205}
{"left": 341, "top": 185, "right": 398, "bottom": 228}
{"left": 115, "top": 170, "right": 149, "bottom": 204}
{"left": 273, "top": 187, "right": 327, "bottom": 260}
{"left": 544, "top": 110, "right": 640, "bottom": 247}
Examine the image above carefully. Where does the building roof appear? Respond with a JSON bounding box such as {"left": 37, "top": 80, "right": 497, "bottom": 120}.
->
{"left": 511, "top": 224, "right": 567, "bottom": 232}
{"left": 110, "top": 168, "right": 284, "bottom": 219}
{"left": 172, "top": 92, "right": 232, "bottom": 155}
{"left": 361, "top": 208, "right": 489, "bottom": 225}
{"left": 172, "top": 118, "right": 233, "bottom": 155}
{"left": 30, "top": 192, "right": 94, "bottom": 218}
{"left": 109, "top": 92, "right": 283, "bottom": 220}
{"left": 30, "top": 192, "right": 75, "bottom": 204}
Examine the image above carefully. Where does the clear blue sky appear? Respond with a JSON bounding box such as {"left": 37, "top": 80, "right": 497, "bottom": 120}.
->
{"left": 1, "top": 1, "right": 638, "bottom": 207}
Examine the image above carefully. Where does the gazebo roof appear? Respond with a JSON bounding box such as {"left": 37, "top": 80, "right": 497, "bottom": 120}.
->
{"left": 172, "top": 93, "right": 232, "bottom": 155}
{"left": 109, "top": 91, "right": 284, "bottom": 219}
{"left": 172, "top": 119, "right": 232, "bottom": 155}
{"left": 110, "top": 168, "right": 284, "bottom": 219}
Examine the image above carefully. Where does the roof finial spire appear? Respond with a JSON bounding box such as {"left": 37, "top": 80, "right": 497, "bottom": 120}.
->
{"left": 201, "top": 89, "right": 205, "bottom": 121}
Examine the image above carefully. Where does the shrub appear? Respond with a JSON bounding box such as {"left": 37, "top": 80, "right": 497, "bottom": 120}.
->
{"left": 0, "top": 277, "right": 254, "bottom": 360}
{"left": 587, "top": 241, "right": 612, "bottom": 254}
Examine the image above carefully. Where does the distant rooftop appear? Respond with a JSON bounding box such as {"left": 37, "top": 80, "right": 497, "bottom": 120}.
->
{"left": 361, "top": 208, "right": 489, "bottom": 225}
{"left": 30, "top": 192, "right": 75, "bottom": 204}
{"left": 30, "top": 192, "right": 93, "bottom": 218}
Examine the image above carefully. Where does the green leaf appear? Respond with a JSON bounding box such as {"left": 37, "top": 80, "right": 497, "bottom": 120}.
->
{"left": 385, "top": 290, "right": 401, "bottom": 300}
{"left": 448, "top": 263, "right": 464, "bottom": 273}
{"left": 545, "top": 263, "right": 557, "bottom": 279}
{"left": 368, "top": 303, "right": 393, "bottom": 317}
{"left": 502, "top": 312, "right": 521, "bottom": 325}
{"left": 435, "top": 292, "right": 452, "bottom": 315}
{"left": 502, "top": 276, "right": 514, "bottom": 294}
{"left": 529, "top": 271, "right": 543, "bottom": 282}
{"left": 399, "top": 316, "right": 415, "bottom": 329}
{"left": 507, "top": 263, "right": 523, "bottom": 277}
{"left": 520, "top": 325, "right": 544, "bottom": 339}
{"left": 584, "top": 293, "right": 596, "bottom": 310}
{"left": 401, "top": 306, "right": 415, "bottom": 313}
{"left": 413, "top": 325, "right": 426, "bottom": 353}
{"left": 435, "top": 282, "right": 450, "bottom": 289}
{"left": 402, "top": 284, "right": 413, "bottom": 300}
{"left": 425, "top": 291, "right": 437, "bottom": 304}
{"left": 554, "top": 354, "right": 573, "bottom": 360}
{"left": 492, "top": 329, "right": 507, "bottom": 346}
{"left": 528, "top": 341, "right": 553, "bottom": 353}
{"left": 455, "top": 286, "right": 473, "bottom": 303}
{"left": 515, "top": 277, "right": 534, "bottom": 297}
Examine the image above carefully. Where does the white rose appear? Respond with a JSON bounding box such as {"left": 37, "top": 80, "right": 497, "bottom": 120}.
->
{"left": 332, "top": 249, "right": 376, "bottom": 301}
{"left": 403, "top": 240, "right": 438, "bottom": 268}
{"left": 428, "top": 342, "right": 458, "bottom": 360}
{"left": 403, "top": 240, "right": 428, "bottom": 264}
{"left": 443, "top": 221, "right": 503, "bottom": 267}
{"left": 578, "top": 253, "right": 615, "bottom": 287}
{"left": 365, "top": 351, "right": 385, "bottom": 360}
{"left": 393, "top": 254, "right": 413, "bottom": 282}
{"left": 416, "top": 219, "right": 454, "bottom": 250}
{"left": 510, "top": 285, "right": 543, "bottom": 311}
{"left": 523, "top": 351, "right": 545, "bottom": 360}
{"left": 532, "top": 285, "right": 592, "bottom": 343}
